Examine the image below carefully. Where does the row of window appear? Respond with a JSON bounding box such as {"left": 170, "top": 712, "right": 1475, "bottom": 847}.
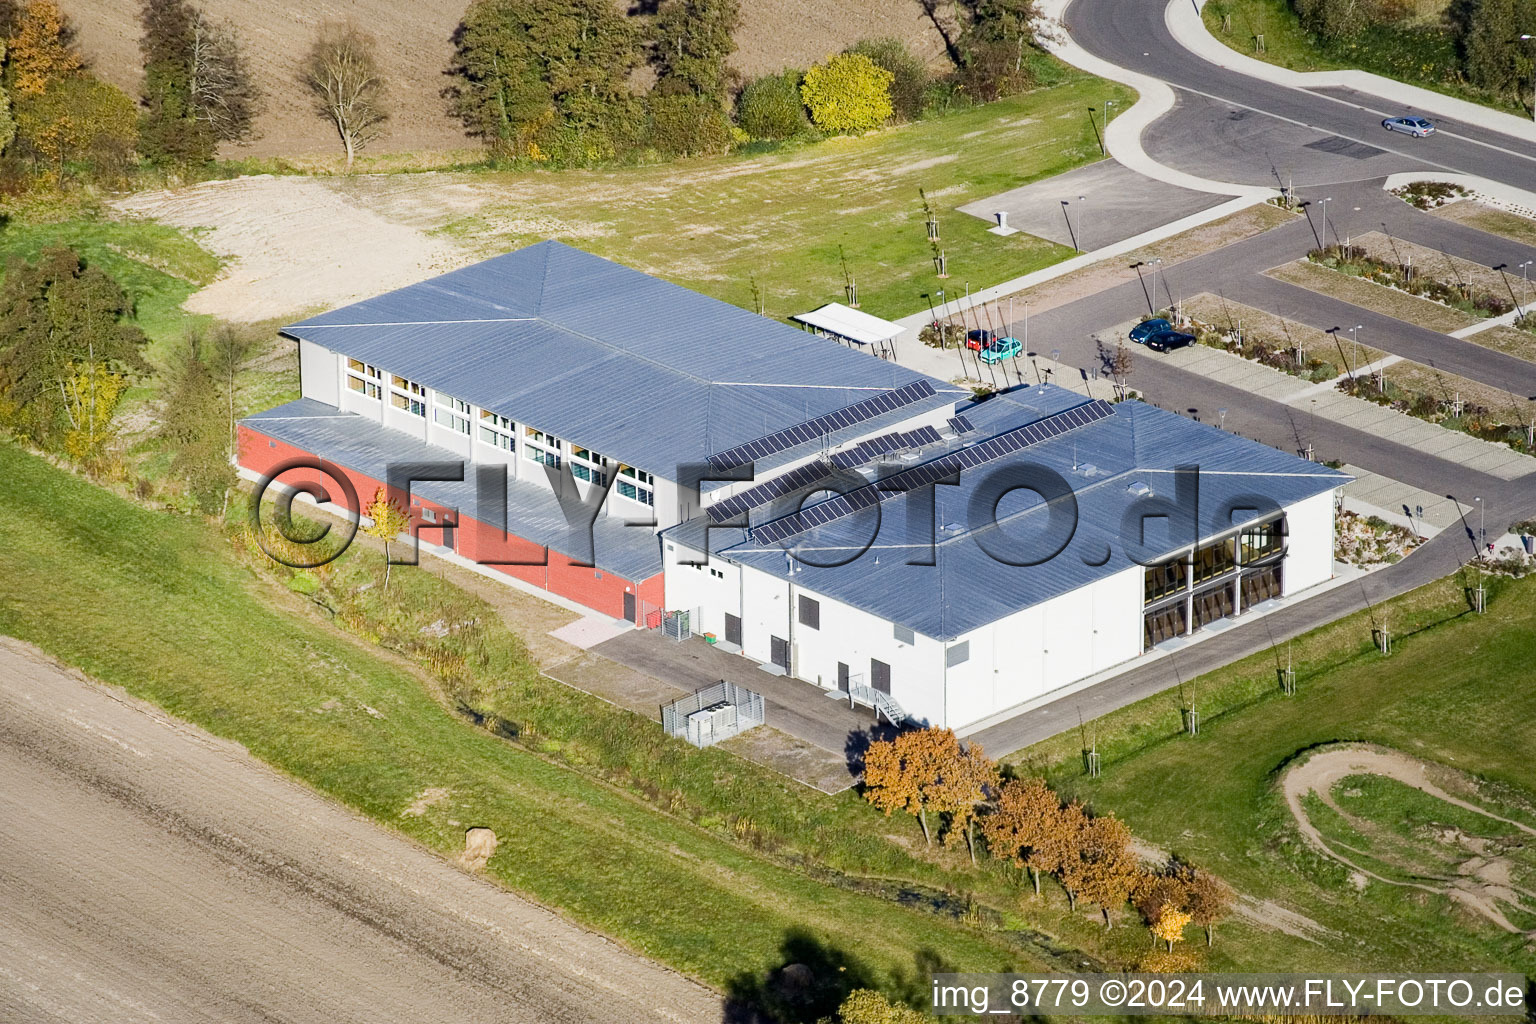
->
{"left": 1143, "top": 518, "right": 1284, "bottom": 606}
{"left": 344, "top": 358, "right": 655, "bottom": 507}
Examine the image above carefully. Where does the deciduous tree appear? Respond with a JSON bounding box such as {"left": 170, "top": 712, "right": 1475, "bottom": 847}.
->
{"left": 13, "top": 73, "right": 137, "bottom": 183}
{"left": 848, "top": 38, "right": 929, "bottom": 122}
{"left": 1151, "top": 907, "right": 1191, "bottom": 952}
{"left": 7, "top": 0, "right": 81, "bottom": 96}
{"left": 363, "top": 488, "right": 410, "bottom": 589}
{"left": 1178, "top": 864, "right": 1233, "bottom": 947}
{"left": 979, "top": 776, "right": 1062, "bottom": 895}
{"left": 934, "top": 739, "right": 998, "bottom": 864}
{"left": 863, "top": 727, "right": 964, "bottom": 844}
{"left": 301, "top": 19, "right": 388, "bottom": 169}
{"left": 650, "top": 0, "right": 738, "bottom": 100}
{"left": 447, "top": 0, "right": 642, "bottom": 161}
{"left": 1061, "top": 812, "right": 1138, "bottom": 928}
{"left": 800, "top": 52, "right": 894, "bottom": 135}
{"left": 160, "top": 332, "right": 235, "bottom": 512}
{"left": 0, "top": 245, "right": 147, "bottom": 450}
{"left": 61, "top": 360, "right": 123, "bottom": 464}
{"left": 139, "top": 0, "right": 259, "bottom": 164}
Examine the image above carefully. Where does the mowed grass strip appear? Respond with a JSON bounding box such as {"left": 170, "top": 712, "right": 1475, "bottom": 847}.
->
{"left": 1011, "top": 571, "right": 1536, "bottom": 974}
{"left": 0, "top": 441, "right": 1041, "bottom": 990}
{"left": 434, "top": 73, "right": 1134, "bottom": 320}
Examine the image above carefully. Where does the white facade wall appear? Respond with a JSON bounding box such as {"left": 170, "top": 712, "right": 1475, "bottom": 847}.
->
{"left": 1278, "top": 489, "right": 1337, "bottom": 593}
{"left": 943, "top": 565, "right": 1143, "bottom": 729}
{"left": 299, "top": 339, "right": 340, "bottom": 407}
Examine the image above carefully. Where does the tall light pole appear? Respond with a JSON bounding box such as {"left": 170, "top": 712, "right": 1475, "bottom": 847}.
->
{"left": 1321, "top": 196, "right": 1334, "bottom": 247}
{"left": 1475, "top": 495, "right": 1485, "bottom": 555}
{"left": 1520, "top": 260, "right": 1533, "bottom": 320}
{"left": 1218, "top": 407, "right": 1228, "bottom": 430}
{"left": 1150, "top": 256, "right": 1164, "bottom": 312}
{"left": 1078, "top": 195, "right": 1087, "bottom": 252}
{"left": 1349, "top": 323, "right": 1363, "bottom": 374}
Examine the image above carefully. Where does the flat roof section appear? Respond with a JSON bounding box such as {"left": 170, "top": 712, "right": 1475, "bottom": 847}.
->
{"left": 666, "top": 385, "right": 1350, "bottom": 640}
{"left": 282, "top": 241, "right": 964, "bottom": 482}
{"left": 244, "top": 399, "right": 663, "bottom": 582}
{"left": 791, "top": 303, "right": 905, "bottom": 346}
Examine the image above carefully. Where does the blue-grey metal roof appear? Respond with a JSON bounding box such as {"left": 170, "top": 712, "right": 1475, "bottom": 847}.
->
{"left": 666, "top": 386, "right": 1350, "bottom": 640}
{"left": 244, "top": 399, "right": 663, "bottom": 581}
{"left": 283, "top": 241, "right": 964, "bottom": 480}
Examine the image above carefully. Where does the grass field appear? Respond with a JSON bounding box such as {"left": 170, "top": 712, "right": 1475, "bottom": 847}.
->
{"left": 433, "top": 73, "right": 1134, "bottom": 321}
{"left": 0, "top": 211, "right": 221, "bottom": 362}
{"left": 1011, "top": 568, "right": 1536, "bottom": 975}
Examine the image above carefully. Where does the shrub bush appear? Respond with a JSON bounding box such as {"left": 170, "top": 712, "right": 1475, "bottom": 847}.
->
{"left": 847, "top": 37, "right": 929, "bottom": 122}
{"left": 646, "top": 94, "right": 733, "bottom": 156}
{"left": 734, "top": 70, "right": 810, "bottom": 141}
{"left": 800, "top": 53, "right": 894, "bottom": 135}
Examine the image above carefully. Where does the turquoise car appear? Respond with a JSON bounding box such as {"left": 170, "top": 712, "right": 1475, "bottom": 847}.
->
{"left": 979, "top": 336, "right": 1022, "bottom": 364}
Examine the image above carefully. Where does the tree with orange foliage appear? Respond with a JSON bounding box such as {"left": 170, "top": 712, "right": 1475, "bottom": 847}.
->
{"left": 1050, "top": 800, "right": 1088, "bottom": 910}
{"left": 1177, "top": 863, "right": 1233, "bottom": 947}
{"left": 933, "top": 739, "right": 998, "bottom": 864}
{"left": 1061, "top": 812, "right": 1139, "bottom": 929}
{"left": 1133, "top": 869, "right": 1189, "bottom": 942}
{"left": 979, "top": 776, "right": 1066, "bottom": 896}
{"left": 863, "top": 728, "right": 947, "bottom": 844}
{"left": 7, "top": 0, "right": 81, "bottom": 95}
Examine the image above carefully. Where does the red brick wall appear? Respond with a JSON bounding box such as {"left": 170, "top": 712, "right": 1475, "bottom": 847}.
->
{"left": 238, "top": 424, "right": 664, "bottom": 621}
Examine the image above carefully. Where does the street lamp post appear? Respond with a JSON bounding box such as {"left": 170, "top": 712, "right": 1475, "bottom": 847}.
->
{"left": 1321, "top": 196, "right": 1334, "bottom": 247}
{"left": 1475, "top": 496, "right": 1485, "bottom": 556}
{"left": 1520, "top": 260, "right": 1533, "bottom": 321}
{"left": 1218, "top": 407, "right": 1228, "bottom": 430}
{"left": 1349, "top": 324, "right": 1363, "bottom": 375}
{"left": 1077, "top": 195, "right": 1087, "bottom": 252}
{"left": 1150, "top": 256, "right": 1164, "bottom": 312}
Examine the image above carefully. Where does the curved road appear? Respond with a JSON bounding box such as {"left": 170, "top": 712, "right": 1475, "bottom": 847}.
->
{"left": 0, "top": 640, "right": 719, "bottom": 1024}
{"left": 1066, "top": 0, "right": 1536, "bottom": 189}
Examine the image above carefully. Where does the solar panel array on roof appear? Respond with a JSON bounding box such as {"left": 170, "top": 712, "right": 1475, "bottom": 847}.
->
{"left": 753, "top": 399, "right": 1115, "bottom": 545}
{"left": 947, "top": 415, "right": 975, "bottom": 434}
{"left": 828, "top": 425, "right": 944, "bottom": 469}
{"left": 708, "top": 380, "right": 936, "bottom": 470}
{"left": 706, "top": 460, "right": 834, "bottom": 523}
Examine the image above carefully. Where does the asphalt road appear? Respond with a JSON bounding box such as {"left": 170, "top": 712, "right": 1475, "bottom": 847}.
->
{"left": 0, "top": 640, "right": 720, "bottom": 1024}
{"left": 1066, "top": 0, "right": 1536, "bottom": 189}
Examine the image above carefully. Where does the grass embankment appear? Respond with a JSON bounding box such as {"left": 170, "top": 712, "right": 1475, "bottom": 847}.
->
{"left": 1011, "top": 569, "right": 1536, "bottom": 975}
{"left": 1202, "top": 0, "right": 1528, "bottom": 115}
{"left": 0, "top": 439, "right": 1089, "bottom": 1010}
{"left": 434, "top": 72, "right": 1135, "bottom": 320}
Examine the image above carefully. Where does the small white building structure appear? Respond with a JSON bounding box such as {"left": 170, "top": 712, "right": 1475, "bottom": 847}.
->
{"left": 792, "top": 302, "right": 904, "bottom": 361}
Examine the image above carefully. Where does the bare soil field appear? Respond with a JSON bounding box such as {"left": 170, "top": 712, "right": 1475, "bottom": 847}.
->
{"left": 67, "top": 0, "right": 948, "bottom": 161}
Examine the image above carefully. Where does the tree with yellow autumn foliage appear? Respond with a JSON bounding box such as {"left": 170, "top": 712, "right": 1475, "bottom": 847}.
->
{"left": 1151, "top": 906, "right": 1191, "bottom": 952}
{"left": 362, "top": 487, "right": 410, "bottom": 589}
{"left": 933, "top": 738, "right": 997, "bottom": 864}
{"left": 7, "top": 0, "right": 81, "bottom": 96}
{"left": 61, "top": 360, "right": 123, "bottom": 464}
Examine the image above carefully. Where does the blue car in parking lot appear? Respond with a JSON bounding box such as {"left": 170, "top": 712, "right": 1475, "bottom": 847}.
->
{"left": 979, "top": 336, "right": 1022, "bottom": 364}
{"left": 1129, "top": 317, "right": 1171, "bottom": 344}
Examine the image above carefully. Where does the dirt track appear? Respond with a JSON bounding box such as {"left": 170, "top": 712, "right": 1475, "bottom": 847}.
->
{"left": 0, "top": 639, "right": 720, "bottom": 1024}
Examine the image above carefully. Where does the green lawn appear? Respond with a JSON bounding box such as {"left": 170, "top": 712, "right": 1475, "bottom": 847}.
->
{"left": 1011, "top": 569, "right": 1536, "bottom": 975}
{"left": 0, "top": 438, "right": 1083, "bottom": 1013}
{"left": 0, "top": 212, "right": 221, "bottom": 362}
{"left": 1202, "top": 0, "right": 1528, "bottom": 116}
{"left": 433, "top": 72, "right": 1134, "bottom": 320}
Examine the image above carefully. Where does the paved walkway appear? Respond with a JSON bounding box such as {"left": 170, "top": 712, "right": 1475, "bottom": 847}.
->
{"left": 590, "top": 630, "right": 897, "bottom": 790}
{"left": 1157, "top": 341, "right": 1536, "bottom": 481}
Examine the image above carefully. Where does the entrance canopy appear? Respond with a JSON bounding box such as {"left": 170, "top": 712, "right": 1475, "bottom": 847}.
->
{"left": 791, "top": 303, "right": 903, "bottom": 359}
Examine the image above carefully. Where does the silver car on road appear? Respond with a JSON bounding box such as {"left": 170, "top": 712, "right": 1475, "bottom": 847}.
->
{"left": 1382, "top": 116, "right": 1436, "bottom": 137}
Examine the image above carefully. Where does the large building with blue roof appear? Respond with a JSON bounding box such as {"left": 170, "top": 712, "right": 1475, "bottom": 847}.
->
{"left": 239, "top": 241, "right": 1348, "bottom": 731}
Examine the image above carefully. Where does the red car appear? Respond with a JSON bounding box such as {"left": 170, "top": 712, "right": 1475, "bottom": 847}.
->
{"left": 965, "top": 328, "right": 996, "bottom": 352}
